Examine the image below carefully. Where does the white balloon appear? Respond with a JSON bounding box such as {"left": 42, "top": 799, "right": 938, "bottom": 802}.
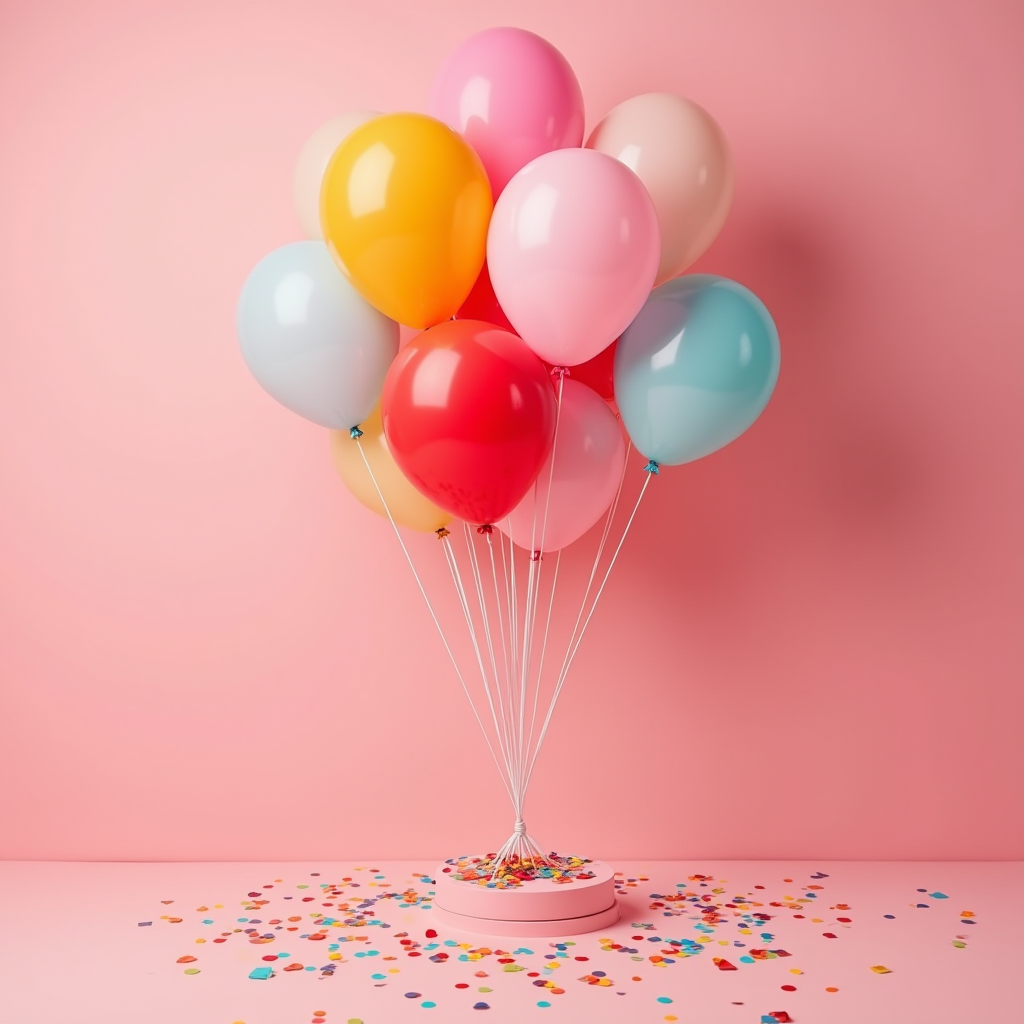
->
{"left": 237, "top": 242, "right": 398, "bottom": 429}
{"left": 292, "top": 111, "right": 380, "bottom": 238}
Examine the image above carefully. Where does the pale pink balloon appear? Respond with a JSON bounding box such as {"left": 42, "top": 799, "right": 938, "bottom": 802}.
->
{"left": 428, "top": 27, "right": 585, "bottom": 197}
{"left": 292, "top": 111, "right": 379, "bottom": 239}
{"left": 501, "top": 380, "right": 626, "bottom": 553}
{"left": 487, "top": 148, "right": 660, "bottom": 367}
{"left": 587, "top": 93, "right": 734, "bottom": 285}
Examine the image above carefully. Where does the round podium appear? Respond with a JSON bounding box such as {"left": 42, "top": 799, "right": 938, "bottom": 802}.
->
{"left": 432, "top": 859, "right": 619, "bottom": 937}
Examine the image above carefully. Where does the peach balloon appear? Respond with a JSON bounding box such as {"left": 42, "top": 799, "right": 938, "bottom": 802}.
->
{"left": 587, "top": 93, "right": 734, "bottom": 284}
{"left": 330, "top": 406, "right": 452, "bottom": 533}
{"left": 292, "top": 111, "right": 380, "bottom": 239}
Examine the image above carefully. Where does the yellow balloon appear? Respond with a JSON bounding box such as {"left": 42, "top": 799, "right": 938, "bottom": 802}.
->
{"left": 330, "top": 406, "right": 452, "bottom": 533}
{"left": 320, "top": 113, "right": 492, "bottom": 329}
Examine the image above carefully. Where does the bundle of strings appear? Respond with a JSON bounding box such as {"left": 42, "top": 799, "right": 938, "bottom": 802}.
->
{"left": 352, "top": 377, "right": 655, "bottom": 876}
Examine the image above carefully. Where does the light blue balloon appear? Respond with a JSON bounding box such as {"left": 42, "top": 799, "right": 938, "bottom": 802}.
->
{"left": 614, "top": 275, "right": 780, "bottom": 466}
{"left": 237, "top": 241, "right": 399, "bottom": 429}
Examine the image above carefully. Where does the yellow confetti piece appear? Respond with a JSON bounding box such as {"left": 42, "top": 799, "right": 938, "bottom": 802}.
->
{"left": 789, "top": 968, "right": 803, "bottom": 974}
{"left": 870, "top": 965, "right": 892, "bottom": 974}
{"left": 183, "top": 968, "right": 200, "bottom": 975}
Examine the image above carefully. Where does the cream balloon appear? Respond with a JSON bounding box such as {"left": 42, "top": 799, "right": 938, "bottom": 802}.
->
{"left": 587, "top": 93, "right": 733, "bottom": 284}
{"left": 330, "top": 405, "right": 452, "bottom": 533}
{"left": 292, "top": 111, "right": 380, "bottom": 239}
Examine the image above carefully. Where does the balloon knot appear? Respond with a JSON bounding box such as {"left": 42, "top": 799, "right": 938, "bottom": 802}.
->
{"left": 476, "top": 524, "right": 494, "bottom": 535}
{"left": 531, "top": 550, "right": 542, "bottom": 562}
{"left": 550, "top": 365, "right": 570, "bottom": 379}
{"left": 349, "top": 426, "right": 363, "bottom": 439}
{"left": 435, "top": 527, "right": 451, "bottom": 540}
{"left": 643, "top": 460, "right": 660, "bottom": 475}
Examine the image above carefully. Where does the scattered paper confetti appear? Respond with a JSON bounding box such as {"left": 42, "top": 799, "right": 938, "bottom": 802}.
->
{"left": 125, "top": 863, "right": 979, "bottom": 1019}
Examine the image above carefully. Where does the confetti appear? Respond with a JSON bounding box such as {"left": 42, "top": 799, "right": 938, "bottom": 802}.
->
{"left": 442, "top": 853, "right": 596, "bottom": 887}
{"left": 134, "top": 864, "right": 977, "bottom": 1018}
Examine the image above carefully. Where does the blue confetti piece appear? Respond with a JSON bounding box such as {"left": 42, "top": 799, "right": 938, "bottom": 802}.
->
{"left": 248, "top": 967, "right": 273, "bottom": 980}
{"left": 930, "top": 892, "right": 949, "bottom": 899}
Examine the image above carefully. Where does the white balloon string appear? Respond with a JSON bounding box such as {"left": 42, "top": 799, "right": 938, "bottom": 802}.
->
{"left": 485, "top": 533, "right": 510, "bottom": 706}
{"left": 353, "top": 438, "right": 513, "bottom": 803}
{"left": 440, "top": 534, "right": 517, "bottom": 805}
{"left": 543, "top": 438, "right": 633, "bottom": 715}
{"left": 524, "top": 547, "right": 562, "bottom": 773}
{"left": 514, "top": 369, "right": 564, "bottom": 802}
{"left": 463, "top": 523, "right": 517, "bottom": 801}
{"left": 525, "top": 466, "right": 653, "bottom": 790}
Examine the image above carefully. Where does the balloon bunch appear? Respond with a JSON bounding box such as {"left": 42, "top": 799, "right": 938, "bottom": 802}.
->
{"left": 238, "top": 28, "right": 780, "bottom": 868}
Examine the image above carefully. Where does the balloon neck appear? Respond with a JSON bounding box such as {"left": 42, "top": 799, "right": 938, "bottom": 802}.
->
{"left": 349, "top": 425, "right": 364, "bottom": 439}
{"left": 476, "top": 524, "right": 494, "bottom": 535}
{"left": 435, "top": 527, "right": 451, "bottom": 540}
{"left": 550, "top": 365, "right": 570, "bottom": 380}
{"left": 643, "top": 460, "right": 660, "bottom": 475}
{"left": 531, "top": 550, "right": 542, "bottom": 562}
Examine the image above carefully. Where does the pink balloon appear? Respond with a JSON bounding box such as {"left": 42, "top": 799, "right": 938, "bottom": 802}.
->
{"left": 487, "top": 148, "right": 660, "bottom": 367}
{"left": 428, "top": 27, "right": 585, "bottom": 197}
{"left": 500, "top": 380, "right": 626, "bottom": 553}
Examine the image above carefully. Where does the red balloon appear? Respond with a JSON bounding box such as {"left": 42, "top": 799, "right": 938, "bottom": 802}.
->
{"left": 381, "top": 320, "right": 557, "bottom": 525}
{"left": 456, "top": 261, "right": 516, "bottom": 334}
{"left": 562, "top": 339, "right": 617, "bottom": 400}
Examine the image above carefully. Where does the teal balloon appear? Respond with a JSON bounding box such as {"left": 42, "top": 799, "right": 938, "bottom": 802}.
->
{"left": 614, "top": 275, "right": 780, "bottom": 466}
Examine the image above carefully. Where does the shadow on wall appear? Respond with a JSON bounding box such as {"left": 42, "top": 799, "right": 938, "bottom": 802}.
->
{"left": 611, "top": 195, "right": 937, "bottom": 640}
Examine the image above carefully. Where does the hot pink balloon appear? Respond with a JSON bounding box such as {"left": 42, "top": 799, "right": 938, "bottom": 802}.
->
{"left": 428, "top": 27, "right": 585, "bottom": 197}
{"left": 487, "top": 148, "right": 660, "bottom": 367}
{"left": 501, "top": 380, "right": 626, "bottom": 553}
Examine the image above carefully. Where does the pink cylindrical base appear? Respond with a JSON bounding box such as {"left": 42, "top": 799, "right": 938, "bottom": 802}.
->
{"left": 432, "top": 859, "right": 618, "bottom": 937}
{"left": 431, "top": 900, "right": 619, "bottom": 937}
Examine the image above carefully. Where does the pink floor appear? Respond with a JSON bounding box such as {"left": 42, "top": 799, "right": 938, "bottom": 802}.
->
{"left": 1, "top": 860, "right": 1017, "bottom": 1024}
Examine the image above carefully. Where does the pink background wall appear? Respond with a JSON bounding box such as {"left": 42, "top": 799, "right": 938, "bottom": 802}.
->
{"left": 1, "top": 0, "right": 1021, "bottom": 862}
